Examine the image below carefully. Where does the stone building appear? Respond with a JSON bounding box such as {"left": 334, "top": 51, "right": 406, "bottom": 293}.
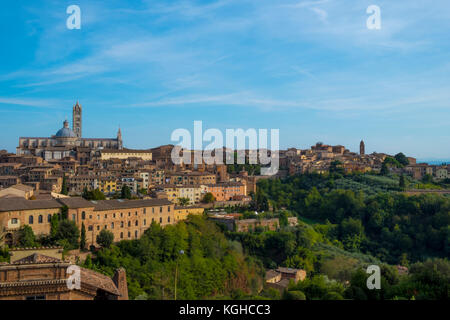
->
{"left": 0, "top": 197, "right": 176, "bottom": 247}
{"left": 0, "top": 247, "right": 128, "bottom": 300}
{"left": 17, "top": 102, "right": 123, "bottom": 160}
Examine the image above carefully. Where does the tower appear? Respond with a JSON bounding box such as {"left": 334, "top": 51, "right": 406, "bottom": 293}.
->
{"left": 73, "top": 101, "right": 82, "bottom": 138}
{"left": 360, "top": 140, "right": 365, "bottom": 155}
{"left": 117, "top": 127, "right": 123, "bottom": 149}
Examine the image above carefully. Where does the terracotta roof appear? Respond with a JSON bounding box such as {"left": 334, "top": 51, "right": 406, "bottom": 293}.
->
{"left": 10, "top": 184, "right": 34, "bottom": 192}
{"left": 57, "top": 197, "right": 95, "bottom": 209}
{"left": 265, "top": 270, "right": 280, "bottom": 280}
{"left": 14, "top": 253, "right": 61, "bottom": 264}
{"left": 80, "top": 267, "right": 120, "bottom": 296}
{"left": 0, "top": 198, "right": 61, "bottom": 212}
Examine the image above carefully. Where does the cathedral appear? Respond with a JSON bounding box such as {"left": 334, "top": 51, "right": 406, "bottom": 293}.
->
{"left": 16, "top": 102, "right": 123, "bottom": 161}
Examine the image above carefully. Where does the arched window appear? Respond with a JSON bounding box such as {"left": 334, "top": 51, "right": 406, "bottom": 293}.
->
{"left": 29, "top": 216, "right": 34, "bottom": 224}
{"left": 82, "top": 211, "right": 86, "bottom": 220}
{"left": 38, "top": 215, "right": 43, "bottom": 224}
{"left": 128, "top": 221, "right": 131, "bottom": 227}
{"left": 135, "top": 220, "right": 138, "bottom": 226}
{"left": 168, "top": 216, "right": 170, "bottom": 223}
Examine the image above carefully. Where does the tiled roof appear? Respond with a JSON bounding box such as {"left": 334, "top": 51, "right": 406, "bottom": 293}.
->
{"left": 57, "top": 197, "right": 95, "bottom": 209}
{"left": 0, "top": 198, "right": 61, "bottom": 212}
{"left": 14, "top": 253, "right": 61, "bottom": 264}
{"left": 80, "top": 267, "right": 120, "bottom": 296}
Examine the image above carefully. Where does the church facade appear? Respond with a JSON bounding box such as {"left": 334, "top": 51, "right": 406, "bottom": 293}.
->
{"left": 16, "top": 102, "right": 123, "bottom": 161}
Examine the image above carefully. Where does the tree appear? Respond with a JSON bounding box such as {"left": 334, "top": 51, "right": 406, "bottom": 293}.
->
{"left": 50, "top": 214, "right": 59, "bottom": 239}
{"left": 121, "top": 185, "right": 132, "bottom": 199}
{"left": 178, "top": 197, "right": 190, "bottom": 206}
{"left": 80, "top": 223, "right": 86, "bottom": 250}
{"left": 60, "top": 205, "right": 69, "bottom": 220}
{"left": 96, "top": 229, "right": 114, "bottom": 248}
{"left": 82, "top": 188, "right": 106, "bottom": 200}
{"left": 380, "top": 162, "right": 389, "bottom": 175}
{"left": 202, "top": 192, "right": 216, "bottom": 204}
{"left": 394, "top": 153, "right": 409, "bottom": 166}
{"left": 17, "top": 225, "right": 36, "bottom": 247}
{"left": 399, "top": 174, "right": 406, "bottom": 189}
{"left": 422, "top": 174, "right": 434, "bottom": 184}
{"left": 55, "top": 220, "right": 80, "bottom": 249}
{"left": 61, "top": 175, "right": 69, "bottom": 195}
{"left": 329, "top": 160, "right": 344, "bottom": 175}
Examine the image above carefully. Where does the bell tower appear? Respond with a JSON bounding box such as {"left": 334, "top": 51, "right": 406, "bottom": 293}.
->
{"left": 73, "top": 101, "right": 82, "bottom": 138}
{"left": 360, "top": 140, "right": 365, "bottom": 155}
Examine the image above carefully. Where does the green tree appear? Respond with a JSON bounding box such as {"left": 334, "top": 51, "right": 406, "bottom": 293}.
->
{"left": 380, "top": 162, "right": 389, "bottom": 175}
{"left": 56, "top": 220, "right": 80, "bottom": 249}
{"left": 61, "top": 175, "right": 69, "bottom": 195}
{"left": 17, "top": 225, "right": 36, "bottom": 247}
{"left": 178, "top": 197, "right": 190, "bottom": 206}
{"left": 202, "top": 192, "right": 216, "bottom": 203}
{"left": 80, "top": 223, "right": 86, "bottom": 250}
{"left": 96, "top": 229, "right": 114, "bottom": 248}
{"left": 121, "top": 185, "right": 132, "bottom": 199}
{"left": 399, "top": 174, "right": 406, "bottom": 189}
{"left": 394, "top": 153, "right": 409, "bottom": 166}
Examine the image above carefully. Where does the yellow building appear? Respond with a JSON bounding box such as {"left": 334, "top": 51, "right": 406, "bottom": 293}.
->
{"left": 174, "top": 206, "right": 205, "bottom": 222}
{"left": 99, "top": 148, "right": 152, "bottom": 161}
{"left": 155, "top": 184, "right": 207, "bottom": 205}
{"left": 96, "top": 178, "right": 117, "bottom": 195}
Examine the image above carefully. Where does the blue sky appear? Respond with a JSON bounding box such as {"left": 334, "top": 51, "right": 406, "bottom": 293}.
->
{"left": 0, "top": 0, "right": 449, "bottom": 159}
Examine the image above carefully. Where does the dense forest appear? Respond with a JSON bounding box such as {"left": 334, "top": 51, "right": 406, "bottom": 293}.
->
{"left": 255, "top": 173, "right": 449, "bottom": 264}
{"left": 82, "top": 216, "right": 264, "bottom": 300}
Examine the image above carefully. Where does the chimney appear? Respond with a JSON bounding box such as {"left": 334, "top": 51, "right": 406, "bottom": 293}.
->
{"left": 113, "top": 268, "right": 129, "bottom": 300}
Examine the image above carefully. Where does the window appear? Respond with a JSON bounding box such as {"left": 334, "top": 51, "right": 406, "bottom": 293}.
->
{"left": 128, "top": 221, "right": 131, "bottom": 227}
{"left": 48, "top": 214, "right": 52, "bottom": 222}
{"left": 38, "top": 215, "right": 43, "bottom": 224}
{"left": 26, "top": 295, "right": 45, "bottom": 300}
{"left": 128, "top": 231, "right": 131, "bottom": 238}
{"left": 11, "top": 218, "right": 18, "bottom": 224}
{"left": 82, "top": 211, "right": 86, "bottom": 220}
{"left": 120, "top": 232, "right": 123, "bottom": 239}
{"left": 121, "top": 221, "right": 124, "bottom": 228}
{"left": 168, "top": 216, "right": 170, "bottom": 223}
{"left": 144, "top": 219, "right": 146, "bottom": 226}
{"left": 113, "top": 213, "right": 116, "bottom": 218}
{"left": 168, "top": 206, "right": 171, "bottom": 212}
{"left": 152, "top": 208, "right": 154, "bottom": 214}
{"left": 97, "top": 215, "right": 100, "bottom": 220}
{"left": 111, "top": 222, "right": 114, "bottom": 229}
{"left": 97, "top": 226, "right": 100, "bottom": 231}
{"left": 159, "top": 217, "right": 162, "bottom": 223}
{"left": 104, "top": 214, "right": 107, "bottom": 219}
{"left": 144, "top": 208, "right": 146, "bottom": 214}
{"left": 120, "top": 212, "right": 123, "bottom": 217}
{"left": 159, "top": 207, "right": 162, "bottom": 213}
{"left": 135, "top": 231, "right": 138, "bottom": 238}
{"left": 88, "top": 225, "right": 93, "bottom": 231}
{"left": 128, "top": 212, "right": 131, "bottom": 217}
{"left": 72, "top": 214, "right": 76, "bottom": 221}
{"left": 29, "top": 216, "right": 34, "bottom": 224}
{"left": 135, "top": 211, "right": 138, "bottom": 216}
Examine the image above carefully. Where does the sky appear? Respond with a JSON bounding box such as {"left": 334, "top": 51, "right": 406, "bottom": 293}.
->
{"left": 0, "top": 0, "right": 449, "bottom": 159}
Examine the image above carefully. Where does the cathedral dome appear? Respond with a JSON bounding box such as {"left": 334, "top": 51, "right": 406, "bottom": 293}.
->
{"left": 55, "top": 120, "right": 77, "bottom": 138}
